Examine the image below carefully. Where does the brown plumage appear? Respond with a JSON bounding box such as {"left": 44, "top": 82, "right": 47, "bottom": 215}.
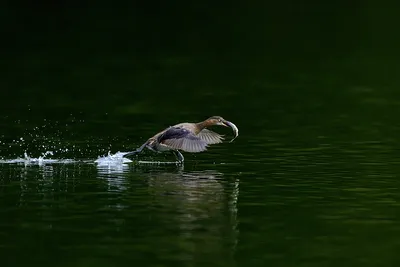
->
{"left": 124, "top": 116, "right": 239, "bottom": 163}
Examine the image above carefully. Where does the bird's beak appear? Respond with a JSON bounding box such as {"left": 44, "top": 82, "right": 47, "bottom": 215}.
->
{"left": 220, "top": 121, "right": 229, "bottom": 127}
{"left": 222, "top": 119, "right": 239, "bottom": 142}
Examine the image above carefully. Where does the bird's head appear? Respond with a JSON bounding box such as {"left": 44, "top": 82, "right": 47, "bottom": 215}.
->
{"left": 207, "top": 116, "right": 229, "bottom": 127}
{"left": 206, "top": 116, "right": 239, "bottom": 142}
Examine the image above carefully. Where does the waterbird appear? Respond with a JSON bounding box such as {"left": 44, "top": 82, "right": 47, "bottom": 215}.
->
{"left": 123, "top": 116, "right": 239, "bottom": 164}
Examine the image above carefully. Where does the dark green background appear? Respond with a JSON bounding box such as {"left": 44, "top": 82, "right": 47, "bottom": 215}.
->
{"left": 1, "top": 2, "right": 400, "bottom": 267}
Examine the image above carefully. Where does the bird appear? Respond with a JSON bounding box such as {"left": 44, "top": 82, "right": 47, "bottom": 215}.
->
{"left": 123, "top": 116, "right": 239, "bottom": 164}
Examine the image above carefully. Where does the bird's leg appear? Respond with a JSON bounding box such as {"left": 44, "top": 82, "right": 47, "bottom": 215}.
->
{"left": 123, "top": 141, "right": 148, "bottom": 157}
{"left": 172, "top": 150, "right": 184, "bottom": 164}
{"left": 145, "top": 145, "right": 158, "bottom": 152}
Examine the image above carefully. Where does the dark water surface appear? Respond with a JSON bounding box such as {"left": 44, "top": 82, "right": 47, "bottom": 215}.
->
{"left": 2, "top": 2, "right": 400, "bottom": 267}
{"left": 1, "top": 82, "right": 400, "bottom": 267}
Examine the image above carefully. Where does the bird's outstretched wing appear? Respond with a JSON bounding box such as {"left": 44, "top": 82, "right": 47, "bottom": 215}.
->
{"left": 158, "top": 127, "right": 208, "bottom": 152}
{"left": 196, "top": 129, "right": 224, "bottom": 144}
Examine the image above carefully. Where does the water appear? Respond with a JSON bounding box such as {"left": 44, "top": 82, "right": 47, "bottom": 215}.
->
{"left": 3, "top": 3, "right": 400, "bottom": 266}
{"left": 2, "top": 84, "right": 400, "bottom": 267}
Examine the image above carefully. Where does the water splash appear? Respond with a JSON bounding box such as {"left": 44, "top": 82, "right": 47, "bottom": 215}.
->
{"left": 0, "top": 150, "right": 180, "bottom": 168}
{"left": 0, "top": 151, "right": 77, "bottom": 165}
{"left": 0, "top": 117, "right": 180, "bottom": 168}
{"left": 94, "top": 151, "right": 133, "bottom": 166}
{"left": 94, "top": 151, "right": 181, "bottom": 166}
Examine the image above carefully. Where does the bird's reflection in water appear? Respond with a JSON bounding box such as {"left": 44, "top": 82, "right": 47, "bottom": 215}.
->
{"left": 95, "top": 162, "right": 239, "bottom": 263}
{"left": 145, "top": 168, "right": 239, "bottom": 264}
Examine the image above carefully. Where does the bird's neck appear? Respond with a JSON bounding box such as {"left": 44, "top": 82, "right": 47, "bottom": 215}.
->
{"left": 196, "top": 120, "right": 211, "bottom": 130}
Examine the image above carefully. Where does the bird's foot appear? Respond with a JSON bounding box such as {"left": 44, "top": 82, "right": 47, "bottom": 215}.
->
{"left": 173, "top": 151, "right": 184, "bottom": 165}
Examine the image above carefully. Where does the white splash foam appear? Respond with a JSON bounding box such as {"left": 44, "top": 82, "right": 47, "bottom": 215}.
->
{"left": 0, "top": 150, "right": 181, "bottom": 167}
{"left": 0, "top": 151, "right": 77, "bottom": 165}
{"left": 94, "top": 151, "right": 133, "bottom": 166}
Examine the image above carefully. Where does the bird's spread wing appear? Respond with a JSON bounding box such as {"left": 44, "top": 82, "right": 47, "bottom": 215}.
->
{"left": 196, "top": 129, "right": 224, "bottom": 144}
{"left": 158, "top": 127, "right": 208, "bottom": 153}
